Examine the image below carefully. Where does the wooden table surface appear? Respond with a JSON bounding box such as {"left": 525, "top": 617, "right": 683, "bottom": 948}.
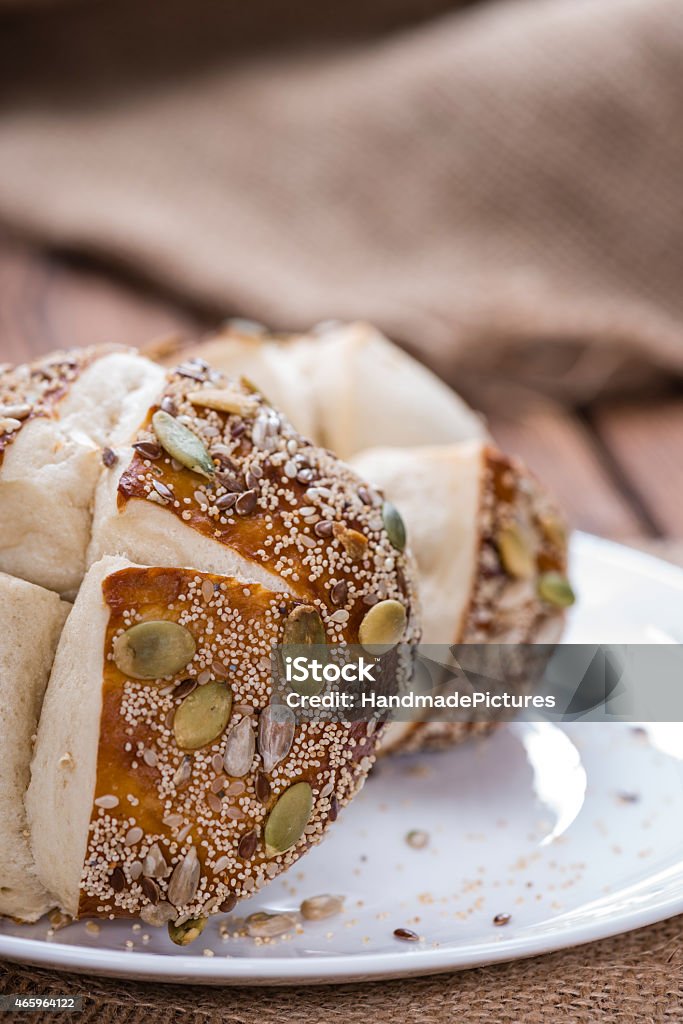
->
{"left": 1, "top": 233, "right": 681, "bottom": 552}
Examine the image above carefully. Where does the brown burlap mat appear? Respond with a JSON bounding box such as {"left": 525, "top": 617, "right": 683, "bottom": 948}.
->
{"left": 1, "top": 914, "right": 682, "bottom": 1022}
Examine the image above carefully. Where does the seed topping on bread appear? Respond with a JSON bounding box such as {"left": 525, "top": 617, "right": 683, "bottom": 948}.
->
{"left": 79, "top": 566, "right": 386, "bottom": 927}
{"left": 116, "top": 359, "right": 420, "bottom": 649}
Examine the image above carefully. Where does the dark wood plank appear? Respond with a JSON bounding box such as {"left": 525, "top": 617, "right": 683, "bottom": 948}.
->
{"left": 481, "top": 389, "right": 649, "bottom": 540}
{"left": 0, "top": 235, "right": 201, "bottom": 363}
{"left": 591, "top": 399, "right": 683, "bottom": 537}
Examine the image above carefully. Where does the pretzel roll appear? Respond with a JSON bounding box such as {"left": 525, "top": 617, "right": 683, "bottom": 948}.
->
{"left": 88, "top": 358, "right": 420, "bottom": 652}
{"left": 159, "top": 321, "right": 487, "bottom": 458}
{"left": 351, "top": 441, "right": 572, "bottom": 755}
{"left": 0, "top": 349, "right": 164, "bottom": 597}
{"left": 28, "top": 557, "right": 387, "bottom": 930}
{"left": 0, "top": 573, "right": 69, "bottom": 921}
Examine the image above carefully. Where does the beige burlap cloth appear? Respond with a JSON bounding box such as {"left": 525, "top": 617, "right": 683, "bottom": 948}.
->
{"left": 1, "top": 914, "right": 682, "bottom": 1022}
{"left": 1, "top": 0, "right": 683, "bottom": 401}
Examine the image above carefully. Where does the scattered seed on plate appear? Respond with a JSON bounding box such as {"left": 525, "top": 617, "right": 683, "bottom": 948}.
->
{"left": 493, "top": 913, "right": 511, "bottom": 926}
{"left": 393, "top": 928, "right": 419, "bottom": 942}
{"left": 405, "top": 829, "right": 429, "bottom": 850}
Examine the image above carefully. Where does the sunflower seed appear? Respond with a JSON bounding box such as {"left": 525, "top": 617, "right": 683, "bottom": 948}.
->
{"left": 113, "top": 621, "right": 196, "bottom": 680}
{"left": 152, "top": 409, "right": 215, "bottom": 479}
{"left": 300, "top": 894, "right": 344, "bottom": 921}
{"left": 173, "top": 755, "right": 193, "bottom": 789}
{"left": 168, "top": 846, "right": 201, "bottom": 907}
{"left": 188, "top": 388, "right": 258, "bottom": 417}
{"left": 264, "top": 782, "right": 313, "bottom": 856}
{"left": 258, "top": 704, "right": 296, "bottom": 773}
{"left": 140, "top": 901, "right": 176, "bottom": 927}
{"left": 152, "top": 479, "right": 174, "bottom": 502}
{"left": 246, "top": 912, "right": 297, "bottom": 938}
{"left": 110, "top": 867, "right": 126, "bottom": 893}
{"left": 173, "top": 681, "right": 233, "bottom": 751}
{"left": 223, "top": 716, "right": 255, "bottom": 777}
{"left": 143, "top": 843, "right": 169, "bottom": 880}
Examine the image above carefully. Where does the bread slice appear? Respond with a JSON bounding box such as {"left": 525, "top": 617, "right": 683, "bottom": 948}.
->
{"left": 158, "top": 321, "right": 488, "bottom": 458}
{"left": 28, "top": 557, "right": 387, "bottom": 924}
{"left": 87, "top": 359, "right": 420, "bottom": 636}
{"left": 351, "top": 441, "right": 571, "bottom": 755}
{"left": 0, "top": 573, "right": 69, "bottom": 921}
{"left": 0, "top": 349, "right": 165, "bottom": 597}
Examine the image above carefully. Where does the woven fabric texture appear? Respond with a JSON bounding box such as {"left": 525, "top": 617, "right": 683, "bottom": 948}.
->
{"left": 1, "top": 0, "right": 683, "bottom": 399}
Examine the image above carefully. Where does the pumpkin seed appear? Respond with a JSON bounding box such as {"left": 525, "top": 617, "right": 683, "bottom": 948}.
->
{"left": 358, "top": 600, "right": 407, "bottom": 654}
{"left": 143, "top": 842, "right": 169, "bottom": 880}
{"left": 152, "top": 409, "right": 215, "bottom": 479}
{"left": 173, "top": 682, "right": 233, "bottom": 751}
{"left": 168, "top": 916, "right": 207, "bottom": 946}
{"left": 246, "top": 911, "right": 297, "bottom": 938}
{"left": 167, "top": 846, "right": 201, "bottom": 907}
{"left": 223, "top": 716, "right": 255, "bottom": 777}
{"left": 300, "top": 894, "right": 344, "bottom": 921}
{"left": 113, "top": 620, "right": 196, "bottom": 680}
{"left": 173, "top": 755, "right": 193, "bottom": 790}
{"left": 264, "top": 782, "right": 313, "bottom": 857}
{"left": 382, "top": 501, "right": 406, "bottom": 552}
{"left": 537, "top": 513, "right": 567, "bottom": 549}
{"left": 140, "top": 901, "right": 175, "bottom": 927}
{"left": 258, "top": 704, "right": 295, "bottom": 773}
{"left": 537, "top": 572, "right": 575, "bottom": 607}
{"left": 282, "top": 605, "right": 327, "bottom": 697}
{"left": 188, "top": 388, "right": 258, "bottom": 418}
{"left": 496, "top": 523, "right": 535, "bottom": 579}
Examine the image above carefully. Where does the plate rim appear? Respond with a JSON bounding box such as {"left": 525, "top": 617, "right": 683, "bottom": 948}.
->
{"left": 2, "top": 533, "right": 682, "bottom": 985}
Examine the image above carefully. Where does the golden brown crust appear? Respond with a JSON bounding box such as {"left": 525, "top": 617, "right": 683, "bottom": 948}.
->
{"left": 381, "top": 446, "right": 569, "bottom": 756}
{"left": 80, "top": 566, "right": 382, "bottom": 923}
{"left": 116, "top": 360, "right": 421, "bottom": 650}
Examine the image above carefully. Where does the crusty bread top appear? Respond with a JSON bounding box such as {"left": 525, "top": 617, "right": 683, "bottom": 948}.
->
{"left": 115, "top": 358, "right": 420, "bottom": 650}
{"left": 0, "top": 347, "right": 112, "bottom": 465}
{"left": 79, "top": 565, "right": 383, "bottom": 923}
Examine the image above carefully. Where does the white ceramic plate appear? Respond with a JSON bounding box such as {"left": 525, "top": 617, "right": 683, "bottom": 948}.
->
{"left": 1, "top": 533, "right": 682, "bottom": 985}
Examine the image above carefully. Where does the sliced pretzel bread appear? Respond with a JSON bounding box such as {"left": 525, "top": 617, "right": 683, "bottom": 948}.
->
{"left": 0, "top": 573, "right": 69, "bottom": 921}
{"left": 351, "top": 442, "right": 571, "bottom": 755}
{"left": 28, "top": 557, "right": 390, "bottom": 926}
{"left": 88, "top": 359, "right": 420, "bottom": 649}
{"left": 0, "top": 349, "right": 164, "bottom": 597}
{"left": 158, "top": 321, "right": 487, "bottom": 458}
